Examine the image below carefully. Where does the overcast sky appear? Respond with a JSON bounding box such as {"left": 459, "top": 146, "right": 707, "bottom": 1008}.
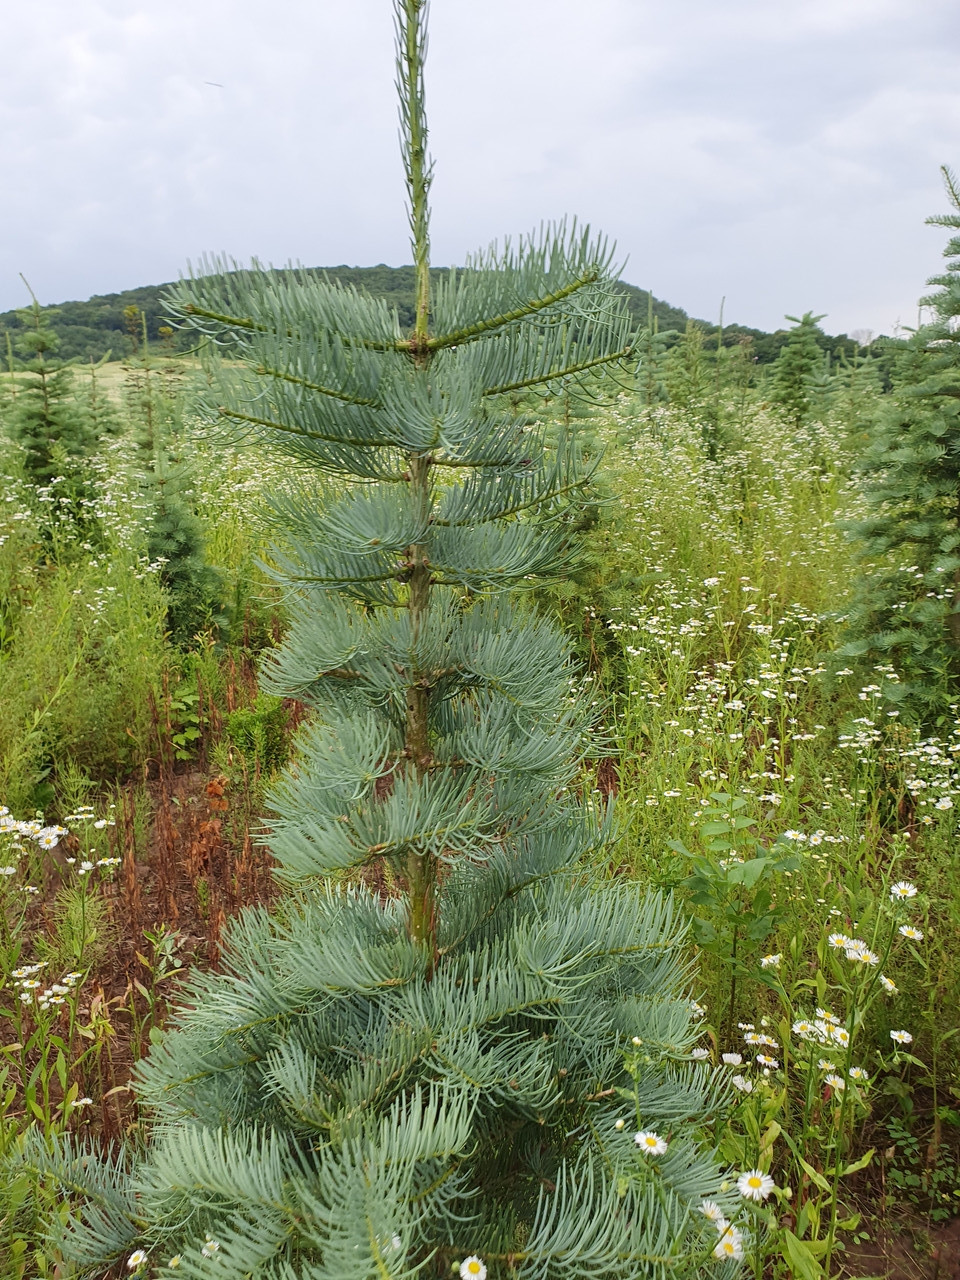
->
{"left": 2, "top": 0, "right": 959, "bottom": 335}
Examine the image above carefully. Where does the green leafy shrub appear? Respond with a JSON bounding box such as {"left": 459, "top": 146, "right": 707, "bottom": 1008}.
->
{"left": 224, "top": 694, "right": 288, "bottom": 775}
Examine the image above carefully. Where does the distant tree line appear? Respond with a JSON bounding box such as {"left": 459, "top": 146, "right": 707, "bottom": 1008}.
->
{"left": 0, "top": 265, "right": 882, "bottom": 366}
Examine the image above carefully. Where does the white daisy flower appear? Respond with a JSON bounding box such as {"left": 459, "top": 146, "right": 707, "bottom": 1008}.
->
{"left": 899, "top": 925, "right": 923, "bottom": 941}
{"left": 634, "top": 1130, "right": 668, "bottom": 1155}
{"left": 731, "top": 1075, "right": 753, "bottom": 1093}
{"left": 830, "top": 1026, "right": 850, "bottom": 1047}
{"left": 127, "top": 1251, "right": 148, "bottom": 1271}
{"left": 848, "top": 1067, "right": 869, "bottom": 1082}
{"left": 879, "top": 975, "right": 898, "bottom": 995}
{"left": 760, "top": 954, "right": 781, "bottom": 969}
{"left": 890, "top": 881, "right": 918, "bottom": 901}
{"left": 460, "top": 1257, "right": 487, "bottom": 1280}
{"left": 890, "top": 1029, "right": 913, "bottom": 1044}
{"left": 817, "top": 1059, "right": 836, "bottom": 1072}
{"left": 721, "top": 1053, "right": 742, "bottom": 1065}
{"left": 714, "top": 1227, "right": 744, "bottom": 1260}
{"left": 737, "top": 1169, "right": 775, "bottom": 1201}
{"left": 700, "top": 1201, "right": 728, "bottom": 1226}
{"left": 827, "top": 933, "right": 850, "bottom": 950}
{"left": 824, "top": 1073, "right": 846, "bottom": 1091}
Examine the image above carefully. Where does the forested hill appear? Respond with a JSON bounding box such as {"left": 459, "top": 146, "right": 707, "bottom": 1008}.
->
{"left": 0, "top": 264, "right": 867, "bottom": 365}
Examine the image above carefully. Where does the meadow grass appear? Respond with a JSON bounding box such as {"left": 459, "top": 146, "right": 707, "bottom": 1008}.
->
{"left": 0, "top": 365, "right": 957, "bottom": 1274}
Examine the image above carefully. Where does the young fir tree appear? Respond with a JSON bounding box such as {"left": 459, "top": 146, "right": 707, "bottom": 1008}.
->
{"left": 664, "top": 320, "right": 708, "bottom": 417}
{"left": 29, "top": 5, "right": 734, "bottom": 1275}
{"left": 839, "top": 168, "right": 960, "bottom": 720}
{"left": 128, "top": 310, "right": 223, "bottom": 645}
{"left": 636, "top": 294, "right": 674, "bottom": 414}
{"left": 769, "top": 311, "right": 827, "bottom": 431}
{"left": 10, "top": 293, "right": 98, "bottom": 495}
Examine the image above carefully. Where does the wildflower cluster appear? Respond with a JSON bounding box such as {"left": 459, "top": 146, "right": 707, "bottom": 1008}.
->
{"left": 0, "top": 803, "right": 119, "bottom": 888}
{"left": 10, "top": 963, "right": 83, "bottom": 1011}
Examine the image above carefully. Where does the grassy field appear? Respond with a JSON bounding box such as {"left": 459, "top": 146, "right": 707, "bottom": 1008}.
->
{"left": 0, "top": 346, "right": 958, "bottom": 1278}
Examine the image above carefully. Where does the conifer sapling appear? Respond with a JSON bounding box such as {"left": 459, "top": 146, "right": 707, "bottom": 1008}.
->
{"left": 28, "top": 4, "right": 733, "bottom": 1275}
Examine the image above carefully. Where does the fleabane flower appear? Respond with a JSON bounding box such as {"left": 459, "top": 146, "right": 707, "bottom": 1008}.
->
{"left": 460, "top": 1257, "right": 487, "bottom": 1280}
{"left": 756, "top": 1054, "right": 779, "bottom": 1068}
{"left": 890, "top": 1029, "right": 913, "bottom": 1045}
{"left": 760, "top": 954, "right": 781, "bottom": 969}
{"left": 847, "top": 946, "right": 879, "bottom": 966}
{"left": 879, "top": 975, "right": 898, "bottom": 995}
{"left": 824, "top": 1073, "right": 846, "bottom": 1091}
{"left": 127, "top": 1252, "right": 148, "bottom": 1271}
{"left": 737, "top": 1169, "right": 775, "bottom": 1201}
{"left": 201, "top": 1237, "right": 220, "bottom": 1258}
{"left": 899, "top": 925, "right": 923, "bottom": 941}
{"left": 700, "top": 1201, "right": 728, "bottom": 1228}
{"left": 792, "top": 1020, "right": 817, "bottom": 1039}
{"left": 714, "top": 1227, "right": 744, "bottom": 1261}
{"left": 731, "top": 1075, "right": 753, "bottom": 1093}
{"left": 890, "top": 881, "right": 918, "bottom": 902}
{"left": 817, "top": 1059, "right": 836, "bottom": 1072}
{"left": 816, "top": 1008, "right": 838, "bottom": 1025}
{"left": 721, "top": 1052, "right": 742, "bottom": 1065}
{"left": 827, "top": 933, "right": 850, "bottom": 950}
{"left": 848, "top": 1067, "right": 869, "bottom": 1082}
{"left": 634, "top": 1130, "right": 668, "bottom": 1155}
{"left": 830, "top": 1026, "right": 851, "bottom": 1048}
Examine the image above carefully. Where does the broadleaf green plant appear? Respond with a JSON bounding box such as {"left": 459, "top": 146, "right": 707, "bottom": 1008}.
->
{"left": 22, "top": 4, "right": 735, "bottom": 1276}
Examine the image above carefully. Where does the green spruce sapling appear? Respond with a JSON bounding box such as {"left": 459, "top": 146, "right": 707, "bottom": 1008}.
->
{"left": 840, "top": 168, "right": 960, "bottom": 722}
{"left": 29, "top": 4, "right": 735, "bottom": 1275}
{"left": 9, "top": 287, "right": 100, "bottom": 543}
{"left": 128, "top": 308, "right": 224, "bottom": 645}
{"left": 769, "top": 311, "right": 827, "bottom": 432}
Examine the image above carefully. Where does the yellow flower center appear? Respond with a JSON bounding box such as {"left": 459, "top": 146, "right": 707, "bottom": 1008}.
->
{"left": 748, "top": 1177, "right": 762, "bottom": 1188}
{"left": 468, "top": 1264, "right": 481, "bottom": 1276}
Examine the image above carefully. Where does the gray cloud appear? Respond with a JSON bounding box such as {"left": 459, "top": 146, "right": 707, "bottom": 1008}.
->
{"left": 2, "top": 0, "right": 958, "bottom": 334}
